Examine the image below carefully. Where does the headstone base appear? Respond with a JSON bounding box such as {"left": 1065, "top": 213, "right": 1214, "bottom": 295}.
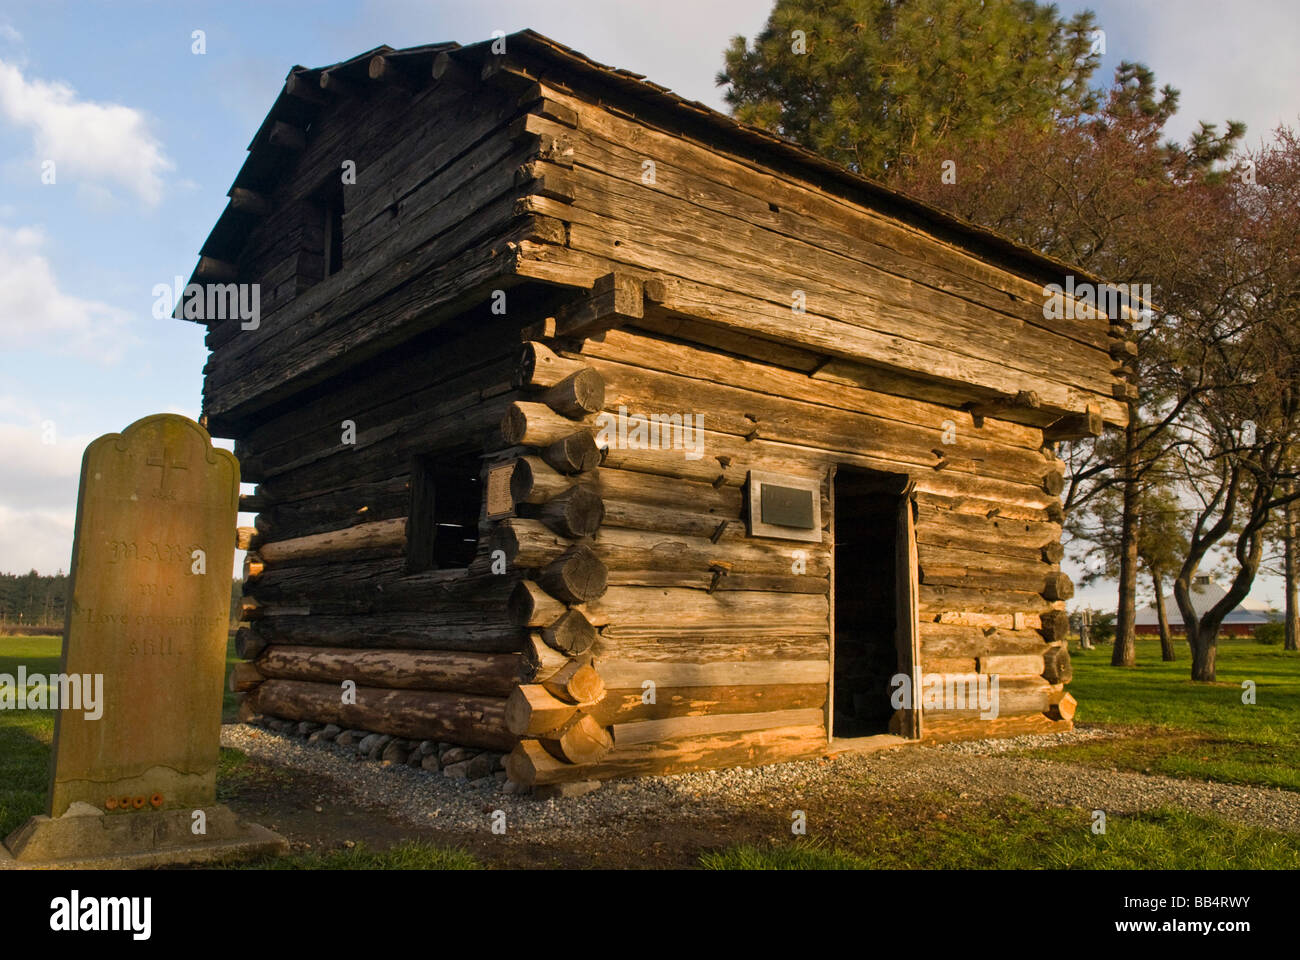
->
{"left": 0, "top": 803, "right": 287, "bottom": 869}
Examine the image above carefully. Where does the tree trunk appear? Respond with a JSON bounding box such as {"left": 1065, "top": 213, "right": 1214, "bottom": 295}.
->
{"left": 1152, "top": 567, "right": 1175, "bottom": 661}
{"left": 1112, "top": 414, "right": 1139, "bottom": 666}
{"left": 1286, "top": 491, "right": 1299, "bottom": 651}
{"left": 1189, "top": 626, "right": 1218, "bottom": 681}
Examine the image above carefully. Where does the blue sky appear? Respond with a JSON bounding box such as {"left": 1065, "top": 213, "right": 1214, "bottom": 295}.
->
{"left": 1, "top": 0, "right": 1298, "bottom": 613}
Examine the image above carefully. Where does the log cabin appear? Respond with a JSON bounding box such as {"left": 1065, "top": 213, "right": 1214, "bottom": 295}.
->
{"left": 187, "top": 30, "right": 1133, "bottom": 788}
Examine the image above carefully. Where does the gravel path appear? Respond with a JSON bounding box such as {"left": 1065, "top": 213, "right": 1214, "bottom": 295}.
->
{"left": 221, "top": 723, "right": 1300, "bottom": 839}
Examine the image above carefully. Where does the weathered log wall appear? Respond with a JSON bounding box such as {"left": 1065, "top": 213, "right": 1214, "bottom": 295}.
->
{"left": 201, "top": 75, "right": 570, "bottom": 434}
{"left": 485, "top": 326, "right": 1073, "bottom": 783}
{"left": 505, "top": 79, "right": 1131, "bottom": 429}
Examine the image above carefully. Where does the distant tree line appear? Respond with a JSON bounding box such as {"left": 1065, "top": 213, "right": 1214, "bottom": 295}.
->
{"left": 0, "top": 570, "right": 69, "bottom": 626}
{"left": 0, "top": 571, "right": 241, "bottom": 628}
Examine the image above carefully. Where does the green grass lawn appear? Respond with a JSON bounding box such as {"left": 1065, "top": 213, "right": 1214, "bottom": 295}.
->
{"left": 0, "top": 635, "right": 60, "bottom": 838}
{"left": 0, "top": 633, "right": 243, "bottom": 838}
{"left": 702, "top": 795, "right": 1300, "bottom": 869}
{"left": 1024, "top": 636, "right": 1300, "bottom": 790}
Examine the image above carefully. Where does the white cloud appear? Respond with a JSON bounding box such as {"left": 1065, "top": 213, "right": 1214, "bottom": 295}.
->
{"left": 0, "top": 223, "right": 135, "bottom": 362}
{"left": 0, "top": 418, "right": 90, "bottom": 575}
{"left": 0, "top": 505, "right": 76, "bottom": 575}
{"left": 0, "top": 58, "right": 173, "bottom": 206}
{"left": 0, "top": 24, "right": 20, "bottom": 44}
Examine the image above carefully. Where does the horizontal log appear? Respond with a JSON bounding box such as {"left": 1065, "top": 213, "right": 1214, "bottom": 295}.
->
{"left": 505, "top": 684, "right": 576, "bottom": 736}
{"left": 596, "top": 659, "right": 829, "bottom": 687}
{"left": 539, "top": 543, "right": 608, "bottom": 603}
{"left": 523, "top": 631, "right": 572, "bottom": 682}
{"left": 196, "top": 256, "right": 238, "bottom": 282}
{"left": 541, "top": 660, "right": 604, "bottom": 704}
{"left": 978, "top": 654, "right": 1045, "bottom": 675}
{"left": 589, "top": 587, "right": 828, "bottom": 635}
{"left": 1049, "top": 691, "right": 1078, "bottom": 721}
{"left": 923, "top": 657, "right": 979, "bottom": 674}
{"left": 283, "top": 73, "right": 326, "bottom": 104}
{"left": 255, "top": 645, "right": 527, "bottom": 697}
{"left": 254, "top": 613, "right": 523, "bottom": 654}
{"left": 234, "top": 626, "right": 267, "bottom": 660}
{"left": 584, "top": 352, "right": 1054, "bottom": 486}
{"left": 368, "top": 54, "right": 414, "bottom": 87}
{"left": 508, "top": 579, "right": 567, "bottom": 627}
{"left": 594, "top": 526, "right": 830, "bottom": 577}
{"left": 541, "top": 369, "right": 606, "bottom": 418}
{"left": 915, "top": 504, "right": 1061, "bottom": 551}
{"left": 229, "top": 187, "right": 272, "bottom": 217}
{"left": 492, "top": 517, "right": 575, "bottom": 568}
{"left": 918, "top": 674, "right": 1053, "bottom": 718}
{"left": 539, "top": 713, "right": 613, "bottom": 764}
{"left": 250, "top": 678, "right": 515, "bottom": 751}
{"left": 919, "top": 584, "right": 1054, "bottom": 616}
{"left": 510, "top": 455, "right": 577, "bottom": 503}
{"left": 597, "top": 497, "right": 739, "bottom": 542}
{"left": 918, "top": 566, "right": 1069, "bottom": 597}
{"left": 1042, "top": 572, "right": 1074, "bottom": 601}
{"left": 259, "top": 518, "right": 407, "bottom": 565}
{"left": 608, "top": 570, "right": 829, "bottom": 594}
{"left": 590, "top": 682, "right": 826, "bottom": 725}
{"left": 318, "top": 69, "right": 359, "bottom": 98}
{"left": 916, "top": 541, "right": 1058, "bottom": 579}
{"left": 251, "top": 567, "right": 516, "bottom": 616}
{"left": 1039, "top": 609, "right": 1072, "bottom": 645}
{"left": 1043, "top": 406, "right": 1103, "bottom": 442}
{"left": 920, "top": 714, "right": 1070, "bottom": 744}
{"left": 542, "top": 609, "right": 599, "bottom": 657}
{"left": 541, "top": 431, "right": 602, "bottom": 474}
{"left": 515, "top": 341, "right": 591, "bottom": 389}
{"left": 611, "top": 708, "right": 824, "bottom": 746}
{"left": 594, "top": 634, "right": 828, "bottom": 663}
{"left": 529, "top": 485, "right": 605, "bottom": 538}
{"left": 918, "top": 621, "right": 1048, "bottom": 659}
{"left": 583, "top": 327, "right": 1043, "bottom": 448}
{"left": 506, "top": 723, "right": 826, "bottom": 785}
{"left": 501, "top": 401, "right": 594, "bottom": 447}
{"left": 595, "top": 465, "right": 742, "bottom": 514}
{"left": 228, "top": 661, "right": 265, "bottom": 693}
{"left": 1042, "top": 644, "right": 1073, "bottom": 684}
{"left": 267, "top": 121, "right": 307, "bottom": 151}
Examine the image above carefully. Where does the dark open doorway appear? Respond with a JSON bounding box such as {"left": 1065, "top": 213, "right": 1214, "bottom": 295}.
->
{"left": 831, "top": 466, "right": 916, "bottom": 738}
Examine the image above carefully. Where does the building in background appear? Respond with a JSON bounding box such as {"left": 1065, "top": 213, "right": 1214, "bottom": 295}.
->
{"left": 1135, "top": 575, "right": 1276, "bottom": 637}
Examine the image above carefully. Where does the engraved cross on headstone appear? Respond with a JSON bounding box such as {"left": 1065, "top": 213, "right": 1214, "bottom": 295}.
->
{"left": 146, "top": 446, "right": 188, "bottom": 493}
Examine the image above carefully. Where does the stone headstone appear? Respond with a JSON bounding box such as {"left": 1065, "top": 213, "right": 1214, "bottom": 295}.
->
{"left": 2, "top": 414, "right": 285, "bottom": 868}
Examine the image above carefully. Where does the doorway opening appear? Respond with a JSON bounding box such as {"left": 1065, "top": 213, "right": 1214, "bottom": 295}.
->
{"left": 831, "top": 466, "right": 915, "bottom": 738}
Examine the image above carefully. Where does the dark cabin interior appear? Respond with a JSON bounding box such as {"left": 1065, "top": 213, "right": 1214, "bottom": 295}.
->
{"left": 832, "top": 466, "right": 904, "bottom": 737}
